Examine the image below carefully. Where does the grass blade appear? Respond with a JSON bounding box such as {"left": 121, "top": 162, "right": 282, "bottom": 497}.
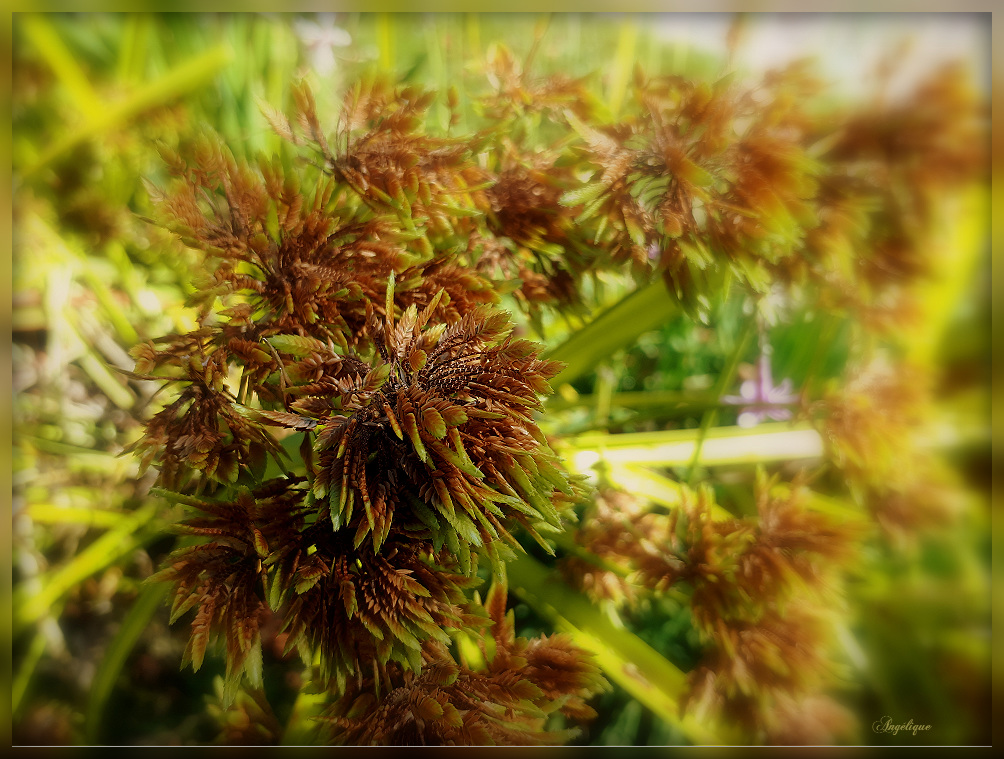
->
{"left": 546, "top": 280, "right": 680, "bottom": 388}
{"left": 562, "top": 422, "right": 825, "bottom": 468}
{"left": 603, "top": 464, "right": 735, "bottom": 522}
{"left": 282, "top": 653, "right": 326, "bottom": 746}
{"left": 12, "top": 628, "right": 51, "bottom": 718}
{"left": 20, "top": 14, "right": 102, "bottom": 120}
{"left": 23, "top": 44, "right": 233, "bottom": 178}
{"left": 545, "top": 388, "right": 718, "bottom": 414}
{"left": 85, "top": 582, "right": 170, "bottom": 744}
{"left": 607, "top": 18, "right": 638, "bottom": 118}
{"left": 25, "top": 503, "right": 131, "bottom": 528}
{"left": 14, "top": 503, "right": 160, "bottom": 632}
{"left": 686, "top": 314, "right": 755, "bottom": 483}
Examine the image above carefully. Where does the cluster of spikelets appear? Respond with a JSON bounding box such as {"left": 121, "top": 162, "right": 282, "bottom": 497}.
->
{"left": 198, "top": 581, "right": 608, "bottom": 747}
{"left": 316, "top": 581, "right": 607, "bottom": 745}
{"left": 138, "top": 271, "right": 597, "bottom": 740}
{"left": 131, "top": 48, "right": 985, "bottom": 745}
{"left": 560, "top": 473, "right": 862, "bottom": 743}
{"left": 133, "top": 73, "right": 610, "bottom": 745}
{"left": 816, "top": 358, "right": 966, "bottom": 542}
{"left": 254, "top": 57, "right": 983, "bottom": 333}
{"left": 556, "top": 357, "right": 973, "bottom": 742}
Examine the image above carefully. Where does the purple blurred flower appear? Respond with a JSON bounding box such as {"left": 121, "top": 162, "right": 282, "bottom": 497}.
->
{"left": 723, "top": 341, "right": 799, "bottom": 428}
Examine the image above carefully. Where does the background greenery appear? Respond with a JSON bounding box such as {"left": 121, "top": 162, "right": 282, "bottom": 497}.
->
{"left": 11, "top": 12, "right": 991, "bottom": 746}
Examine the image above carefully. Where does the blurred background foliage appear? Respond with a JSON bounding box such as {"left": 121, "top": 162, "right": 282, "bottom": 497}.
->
{"left": 11, "top": 12, "right": 990, "bottom": 746}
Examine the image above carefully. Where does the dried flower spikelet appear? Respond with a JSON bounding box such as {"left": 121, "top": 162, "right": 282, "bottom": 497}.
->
{"left": 261, "top": 81, "right": 518, "bottom": 329}
{"left": 804, "top": 65, "right": 986, "bottom": 322}
{"left": 151, "top": 133, "right": 416, "bottom": 348}
{"left": 480, "top": 42, "right": 594, "bottom": 122}
{"left": 763, "top": 693, "right": 857, "bottom": 745}
{"left": 149, "top": 479, "right": 309, "bottom": 705}
{"left": 153, "top": 476, "right": 483, "bottom": 694}
{"left": 867, "top": 453, "right": 966, "bottom": 541}
{"left": 479, "top": 160, "right": 584, "bottom": 316}
{"left": 125, "top": 333, "right": 284, "bottom": 490}
{"left": 820, "top": 358, "right": 932, "bottom": 496}
{"left": 665, "top": 476, "right": 859, "bottom": 739}
{"left": 277, "top": 79, "right": 494, "bottom": 234}
{"left": 697, "top": 604, "right": 835, "bottom": 700}
{"left": 561, "top": 67, "right": 820, "bottom": 315}
{"left": 394, "top": 261, "right": 500, "bottom": 326}
{"left": 684, "top": 604, "right": 844, "bottom": 740}
{"left": 319, "top": 649, "right": 574, "bottom": 746}
{"left": 559, "top": 112, "right": 656, "bottom": 276}
{"left": 481, "top": 580, "right": 608, "bottom": 722}
{"left": 486, "top": 164, "right": 569, "bottom": 248}
{"left": 317, "top": 583, "right": 606, "bottom": 746}
{"left": 633, "top": 484, "right": 733, "bottom": 598}
{"left": 308, "top": 283, "right": 580, "bottom": 565}
{"left": 736, "top": 470, "right": 862, "bottom": 604}
{"left": 658, "top": 476, "right": 859, "bottom": 629}
{"left": 140, "top": 127, "right": 506, "bottom": 492}
{"left": 278, "top": 531, "right": 483, "bottom": 691}
{"left": 821, "top": 358, "right": 965, "bottom": 539}
{"left": 559, "top": 489, "right": 667, "bottom": 606}
{"left": 827, "top": 63, "right": 986, "bottom": 212}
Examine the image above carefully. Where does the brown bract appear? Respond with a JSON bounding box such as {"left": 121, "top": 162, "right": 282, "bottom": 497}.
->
{"left": 802, "top": 64, "right": 987, "bottom": 330}
{"left": 317, "top": 582, "right": 606, "bottom": 746}
{"left": 672, "top": 479, "right": 858, "bottom": 738}
{"left": 280, "top": 532, "right": 482, "bottom": 691}
{"left": 150, "top": 478, "right": 308, "bottom": 704}
{"left": 126, "top": 331, "right": 285, "bottom": 490}
{"left": 308, "top": 292, "right": 577, "bottom": 560}
{"left": 152, "top": 134, "right": 409, "bottom": 348}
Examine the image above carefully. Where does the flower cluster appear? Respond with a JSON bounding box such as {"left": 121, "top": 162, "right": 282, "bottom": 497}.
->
{"left": 818, "top": 358, "right": 963, "bottom": 540}
{"left": 132, "top": 46, "right": 985, "bottom": 746}
{"left": 560, "top": 474, "right": 861, "bottom": 742}
{"left": 137, "top": 77, "right": 599, "bottom": 746}
{"left": 317, "top": 582, "right": 607, "bottom": 746}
